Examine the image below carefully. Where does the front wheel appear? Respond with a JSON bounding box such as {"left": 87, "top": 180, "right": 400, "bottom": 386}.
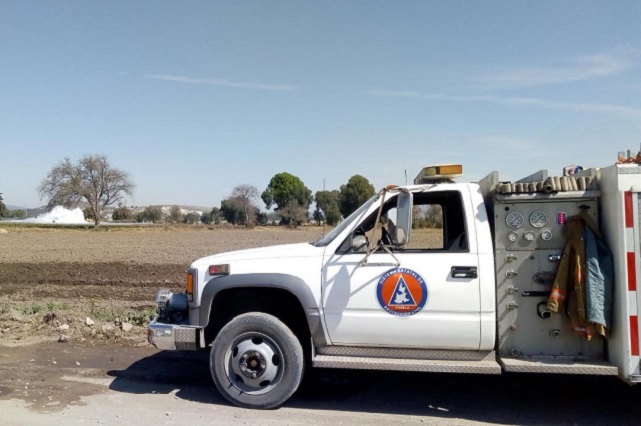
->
{"left": 210, "top": 312, "right": 304, "bottom": 409}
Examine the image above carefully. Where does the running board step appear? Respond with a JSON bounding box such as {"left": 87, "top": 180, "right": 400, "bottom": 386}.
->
{"left": 500, "top": 356, "right": 618, "bottom": 375}
{"left": 312, "top": 355, "right": 501, "bottom": 374}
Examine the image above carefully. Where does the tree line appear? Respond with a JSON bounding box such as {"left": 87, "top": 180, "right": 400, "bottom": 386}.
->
{"left": 0, "top": 192, "right": 27, "bottom": 219}
{"left": 211, "top": 172, "right": 375, "bottom": 228}
{"left": 1, "top": 154, "right": 378, "bottom": 228}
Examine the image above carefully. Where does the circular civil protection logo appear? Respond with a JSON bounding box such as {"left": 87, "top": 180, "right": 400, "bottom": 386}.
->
{"left": 376, "top": 268, "right": 428, "bottom": 317}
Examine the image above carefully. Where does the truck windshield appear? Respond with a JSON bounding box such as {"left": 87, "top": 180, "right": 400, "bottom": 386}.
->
{"left": 312, "top": 193, "right": 380, "bottom": 247}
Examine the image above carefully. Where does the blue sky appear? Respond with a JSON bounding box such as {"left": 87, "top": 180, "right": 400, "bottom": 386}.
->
{"left": 1, "top": 1, "right": 640, "bottom": 209}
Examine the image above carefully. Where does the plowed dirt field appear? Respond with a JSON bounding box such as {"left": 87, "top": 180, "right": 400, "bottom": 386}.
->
{"left": 0, "top": 226, "right": 320, "bottom": 346}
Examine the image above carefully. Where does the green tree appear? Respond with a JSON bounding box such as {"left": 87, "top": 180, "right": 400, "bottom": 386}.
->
{"left": 210, "top": 207, "right": 221, "bottom": 224}
{"left": 220, "top": 198, "right": 245, "bottom": 225}
{"left": 4, "top": 209, "right": 27, "bottom": 219}
{"left": 339, "top": 175, "right": 375, "bottom": 218}
{"left": 261, "top": 172, "right": 311, "bottom": 225}
{"left": 200, "top": 207, "right": 221, "bottom": 225}
{"left": 37, "top": 155, "right": 134, "bottom": 228}
{"left": 200, "top": 211, "right": 212, "bottom": 224}
{"left": 112, "top": 207, "right": 133, "bottom": 221}
{"left": 314, "top": 190, "right": 341, "bottom": 226}
{"left": 0, "top": 192, "right": 7, "bottom": 217}
{"left": 169, "top": 205, "right": 183, "bottom": 223}
{"left": 256, "top": 211, "right": 268, "bottom": 226}
{"left": 183, "top": 212, "right": 201, "bottom": 224}
{"left": 142, "top": 206, "right": 163, "bottom": 223}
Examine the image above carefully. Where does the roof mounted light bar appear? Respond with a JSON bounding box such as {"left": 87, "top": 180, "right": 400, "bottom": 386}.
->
{"left": 414, "top": 164, "right": 463, "bottom": 184}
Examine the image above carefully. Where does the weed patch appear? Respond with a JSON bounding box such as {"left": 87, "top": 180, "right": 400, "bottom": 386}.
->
{"left": 20, "top": 305, "right": 43, "bottom": 315}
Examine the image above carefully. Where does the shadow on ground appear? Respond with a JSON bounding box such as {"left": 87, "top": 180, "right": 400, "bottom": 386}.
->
{"left": 108, "top": 350, "right": 641, "bottom": 425}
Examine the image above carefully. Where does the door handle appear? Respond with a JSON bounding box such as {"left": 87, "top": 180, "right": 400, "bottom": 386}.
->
{"left": 451, "top": 266, "right": 478, "bottom": 279}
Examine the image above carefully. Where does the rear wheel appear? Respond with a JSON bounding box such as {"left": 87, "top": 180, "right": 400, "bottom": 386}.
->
{"left": 210, "top": 312, "right": 304, "bottom": 409}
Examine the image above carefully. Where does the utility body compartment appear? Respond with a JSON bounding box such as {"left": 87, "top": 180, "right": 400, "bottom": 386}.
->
{"left": 479, "top": 164, "right": 641, "bottom": 382}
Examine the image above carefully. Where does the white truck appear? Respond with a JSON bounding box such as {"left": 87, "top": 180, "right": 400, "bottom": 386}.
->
{"left": 148, "top": 159, "right": 641, "bottom": 409}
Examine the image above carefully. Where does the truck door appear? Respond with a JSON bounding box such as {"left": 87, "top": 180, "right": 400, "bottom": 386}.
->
{"left": 321, "top": 189, "right": 482, "bottom": 350}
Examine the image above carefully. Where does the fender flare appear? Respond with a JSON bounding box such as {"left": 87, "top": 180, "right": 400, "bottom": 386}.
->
{"left": 198, "top": 273, "right": 327, "bottom": 345}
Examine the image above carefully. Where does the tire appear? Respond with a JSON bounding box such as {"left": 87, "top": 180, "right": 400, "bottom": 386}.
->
{"left": 210, "top": 312, "right": 304, "bottom": 409}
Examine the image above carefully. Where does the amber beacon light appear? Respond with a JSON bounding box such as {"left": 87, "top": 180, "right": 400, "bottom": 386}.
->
{"left": 414, "top": 164, "right": 463, "bottom": 184}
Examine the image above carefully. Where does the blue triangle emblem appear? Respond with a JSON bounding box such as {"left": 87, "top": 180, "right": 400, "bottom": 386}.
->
{"left": 387, "top": 275, "right": 417, "bottom": 306}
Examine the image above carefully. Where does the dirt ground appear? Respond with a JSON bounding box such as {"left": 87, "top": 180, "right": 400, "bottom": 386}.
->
{"left": 0, "top": 226, "right": 321, "bottom": 347}
{"left": 0, "top": 225, "right": 442, "bottom": 347}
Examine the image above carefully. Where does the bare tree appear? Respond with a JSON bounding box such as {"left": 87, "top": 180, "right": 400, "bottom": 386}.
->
{"left": 280, "top": 202, "right": 308, "bottom": 228}
{"left": 38, "top": 155, "right": 134, "bottom": 228}
{"left": 424, "top": 205, "right": 443, "bottom": 228}
{"left": 230, "top": 184, "right": 259, "bottom": 227}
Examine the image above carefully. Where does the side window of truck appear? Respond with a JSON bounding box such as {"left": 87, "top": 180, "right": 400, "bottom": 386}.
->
{"left": 404, "top": 191, "right": 467, "bottom": 252}
{"left": 404, "top": 203, "right": 444, "bottom": 250}
{"left": 339, "top": 190, "right": 467, "bottom": 254}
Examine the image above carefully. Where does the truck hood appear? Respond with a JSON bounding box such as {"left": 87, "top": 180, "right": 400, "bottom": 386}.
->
{"left": 191, "top": 242, "right": 322, "bottom": 269}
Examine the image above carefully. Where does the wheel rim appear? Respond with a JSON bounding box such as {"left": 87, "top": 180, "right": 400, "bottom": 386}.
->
{"left": 224, "top": 332, "right": 284, "bottom": 395}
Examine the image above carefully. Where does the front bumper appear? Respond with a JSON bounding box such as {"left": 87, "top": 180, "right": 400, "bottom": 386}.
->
{"left": 147, "top": 317, "right": 198, "bottom": 351}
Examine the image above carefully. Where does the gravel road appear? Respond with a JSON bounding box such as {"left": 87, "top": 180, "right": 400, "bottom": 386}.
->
{"left": 1, "top": 342, "right": 640, "bottom": 425}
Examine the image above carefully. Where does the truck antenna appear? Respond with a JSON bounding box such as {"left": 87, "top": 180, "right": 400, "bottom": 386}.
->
{"left": 321, "top": 178, "right": 325, "bottom": 236}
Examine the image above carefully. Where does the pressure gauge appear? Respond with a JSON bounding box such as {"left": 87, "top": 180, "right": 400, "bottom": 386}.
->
{"left": 541, "top": 230, "right": 553, "bottom": 241}
{"left": 508, "top": 231, "right": 518, "bottom": 242}
{"left": 524, "top": 231, "right": 536, "bottom": 241}
{"left": 505, "top": 212, "right": 524, "bottom": 229}
{"left": 529, "top": 211, "right": 548, "bottom": 228}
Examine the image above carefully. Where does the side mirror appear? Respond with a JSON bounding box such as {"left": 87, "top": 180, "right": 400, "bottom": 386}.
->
{"left": 395, "top": 191, "right": 412, "bottom": 246}
{"left": 352, "top": 235, "right": 368, "bottom": 253}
